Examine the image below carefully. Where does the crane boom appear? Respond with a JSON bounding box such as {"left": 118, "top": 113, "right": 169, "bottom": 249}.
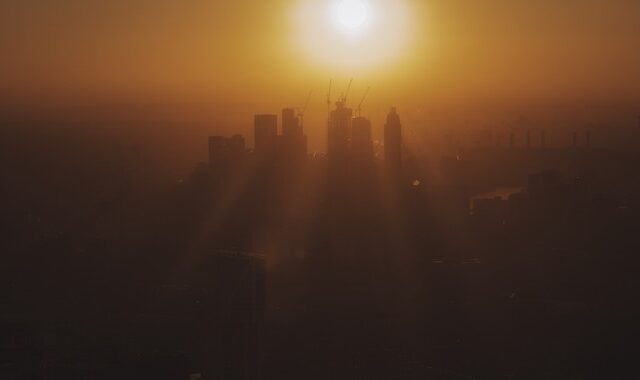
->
{"left": 343, "top": 78, "right": 354, "bottom": 104}
{"left": 298, "top": 90, "right": 313, "bottom": 127}
{"left": 357, "top": 86, "right": 371, "bottom": 117}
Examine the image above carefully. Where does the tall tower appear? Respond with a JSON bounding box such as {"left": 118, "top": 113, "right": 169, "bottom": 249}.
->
{"left": 384, "top": 107, "right": 402, "bottom": 176}
{"left": 282, "top": 108, "right": 302, "bottom": 138}
{"left": 328, "top": 101, "right": 353, "bottom": 176}
{"left": 351, "top": 116, "right": 373, "bottom": 168}
{"left": 282, "top": 108, "right": 307, "bottom": 158}
{"left": 254, "top": 114, "right": 278, "bottom": 155}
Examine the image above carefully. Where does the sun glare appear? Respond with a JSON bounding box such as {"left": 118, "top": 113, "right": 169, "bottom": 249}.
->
{"left": 294, "top": 0, "right": 413, "bottom": 72}
{"left": 332, "top": 0, "right": 371, "bottom": 35}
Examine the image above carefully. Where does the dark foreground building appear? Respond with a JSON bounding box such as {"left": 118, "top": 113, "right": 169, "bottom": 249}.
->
{"left": 1, "top": 251, "right": 266, "bottom": 380}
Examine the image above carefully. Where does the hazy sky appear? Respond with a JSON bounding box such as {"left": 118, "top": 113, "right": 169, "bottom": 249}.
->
{"left": 2, "top": 0, "right": 640, "bottom": 151}
{"left": 2, "top": 0, "right": 639, "bottom": 100}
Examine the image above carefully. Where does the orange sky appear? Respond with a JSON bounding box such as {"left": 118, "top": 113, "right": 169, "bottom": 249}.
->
{"left": 2, "top": 0, "right": 640, "bottom": 99}
{"left": 1, "top": 0, "right": 640, "bottom": 151}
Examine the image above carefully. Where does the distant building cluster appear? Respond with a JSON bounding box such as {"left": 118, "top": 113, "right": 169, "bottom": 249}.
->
{"left": 207, "top": 101, "right": 405, "bottom": 182}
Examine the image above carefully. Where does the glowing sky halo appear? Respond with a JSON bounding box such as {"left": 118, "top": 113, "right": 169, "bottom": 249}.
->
{"left": 294, "top": 0, "right": 413, "bottom": 72}
{"left": 332, "top": 0, "right": 373, "bottom": 36}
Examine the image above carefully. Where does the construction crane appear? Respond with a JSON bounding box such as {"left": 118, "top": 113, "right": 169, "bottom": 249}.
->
{"left": 342, "top": 78, "right": 354, "bottom": 105}
{"left": 357, "top": 86, "right": 371, "bottom": 117}
{"left": 298, "top": 90, "right": 313, "bottom": 127}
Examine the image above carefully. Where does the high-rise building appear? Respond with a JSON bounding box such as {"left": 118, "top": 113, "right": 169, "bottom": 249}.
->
{"left": 254, "top": 114, "right": 278, "bottom": 154}
{"left": 328, "top": 101, "right": 353, "bottom": 175}
{"left": 282, "top": 108, "right": 308, "bottom": 158}
{"left": 351, "top": 116, "right": 373, "bottom": 166}
{"left": 282, "top": 108, "right": 302, "bottom": 138}
{"left": 384, "top": 107, "right": 402, "bottom": 175}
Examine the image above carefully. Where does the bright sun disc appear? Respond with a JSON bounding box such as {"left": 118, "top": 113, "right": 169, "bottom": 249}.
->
{"left": 333, "top": 0, "right": 371, "bottom": 34}
{"left": 294, "top": 0, "right": 414, "bottom": 71}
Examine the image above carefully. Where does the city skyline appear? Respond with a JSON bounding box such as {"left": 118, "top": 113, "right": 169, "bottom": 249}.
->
{"left": 2, "top": 1, "right": 640, "bottom": 379}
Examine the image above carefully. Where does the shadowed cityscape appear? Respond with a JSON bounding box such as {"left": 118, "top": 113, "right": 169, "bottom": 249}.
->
{"left": 2, "top": 0, "right": 640, "bottom": 379}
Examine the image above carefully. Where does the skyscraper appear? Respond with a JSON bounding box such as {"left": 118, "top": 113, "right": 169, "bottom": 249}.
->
{"left": 254, "top": 114, "right": 278, "bottom": 154}
{"left": 384, "top": 107, "right": 402, "bottom": 176}
{"left": 328, "top": 101, "right": 353, "bottom": 176}
{"left": 282, "top": 108, "right": 302, "bottom": 138}
{"left": 282, "top": 108, "right": 308, "bottom": 158}
{"left": 351, "top": 116, "right": 373, "bottom": 167}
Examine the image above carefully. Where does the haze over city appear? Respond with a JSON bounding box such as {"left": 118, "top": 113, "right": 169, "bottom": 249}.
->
{"left": 2, "top": 1, "right": 640, "bottom": 148}
{"left": 1, "top": 1, "right": 640, "bottom": 379}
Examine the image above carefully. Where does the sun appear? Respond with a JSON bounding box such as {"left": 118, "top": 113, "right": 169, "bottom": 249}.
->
{"left": 294, "top": 0, "right": 414, "bottom": 71}
{"left": 332, "top": 0, "right": 372, "bottom": 35}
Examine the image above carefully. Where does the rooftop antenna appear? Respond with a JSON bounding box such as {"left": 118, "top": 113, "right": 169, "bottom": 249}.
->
{"left": 357, "top": 86, "right": 371, "bottom": 117}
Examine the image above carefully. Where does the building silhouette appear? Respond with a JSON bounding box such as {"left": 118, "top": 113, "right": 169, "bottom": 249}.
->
{"left": 282, "top": 108, "right": 308, "bottom": 159}
{"left": 384, "top": 107, "right": 403, "bottom": 177}
{"left": 209, "top": 135, "right": 246, "bottom": 172}
{"left": 351, "top": 116, "right": 374, "bottom": 170}
{"left": 328, "top": 101, "right": 353, "bottom": 179}
{"left": 254, "top": 114, "right": 278, "bottom": 155}
{"left": 282, "top": 108, "right": 301, "bottom": 138}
